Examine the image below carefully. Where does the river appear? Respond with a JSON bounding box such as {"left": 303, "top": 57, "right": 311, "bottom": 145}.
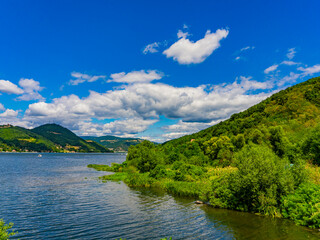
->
{"left": 0, "top": 153, "right": 319, "bottom": 240}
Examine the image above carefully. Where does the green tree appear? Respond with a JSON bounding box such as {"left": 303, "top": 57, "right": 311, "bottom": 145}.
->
{"left": 204, "top": 136, "right": 234, "bottom": 166}
{"left": 210, "top": 144, "right": 295, "bottom": 216}
{"left": 269, "top": 126, "right": 289, "bottom": 157}
{"left": 127, "top": 141, "right": 163, "bottom": 173}
{"left": 0, "top": 219, "right": 16, "bottom": 240}
{"left": 303, "top": 124, "right": 320, "bottom": 165}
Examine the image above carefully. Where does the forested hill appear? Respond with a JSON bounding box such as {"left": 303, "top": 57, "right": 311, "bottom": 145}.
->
{"left": 110, "top": 76, "right": 320, "bottom": 228}
{"left": 0, "top": 124, "right": 112, "bottom": 153}
{"left": 163, "top": 76, "right": 320, "bottom": 153}
{"left": 82, "top": 135, "right": 144, "bottom": 152}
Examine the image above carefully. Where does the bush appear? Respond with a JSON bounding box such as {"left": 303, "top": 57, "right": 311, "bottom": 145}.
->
{"left": 149, "top": 165, "right": 173, "bottom": 179}
{"left": 210, "top": 144, "right": 295, "bottom": 216}
{"left": 282, "top": 183, "right": 320, "bottom": 228}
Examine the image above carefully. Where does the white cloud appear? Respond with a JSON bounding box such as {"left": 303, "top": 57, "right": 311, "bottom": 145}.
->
{"left": 298, "top": 64, "right": 320, "bottom": 76}
{"left": 107, "top": 70, "right": 163, "bottom": 84}
{"left": 235, "top": 56, "right": 241, "bottom": 61}
{"left": 277, "top": 72, "right": 301, "bottom": 87}
{"left": 0, "top": 103, "right": 5, "bottom": 111}
{"left": 163, "top": 28, "right": 229, "bottom": 64}
{"left": 77, "top": 118, "right": 158, "bottom": 137}
{"left": 143, "top": 42, "right": 160, "bottom": 54}
{"left": 161, "top": 119, "right": 223, "bottom": 141}
{"left": 23, "top": 75, "right": 273, "bottom": 139}
{"left": 17, "top": 78, "right": 44, "bottom": 101}
{"left": 0, "top": 80, "right": 24, "bottom": 95}
{"left": 0, "top": 109, "right": 19, "bottom": 118}
{"left": 68, "top": 72, "right": 106, "bottom": 86}
{"left": 177, "top": 30, "right": 190, "bottom": 39}
{"left": 264, "top": 64, "right": 279, "bottom": 74}
{"left": 240, "top": 46, "right": 255, "bottom": 52}
{"left": 281, "top": 60, "right": 300, "bottom": 66}
{"left": 286, "top": 48, "right": 296, "bottom": 60}
{"left": 237, "top": 76, "right": 274, "bottom": 90}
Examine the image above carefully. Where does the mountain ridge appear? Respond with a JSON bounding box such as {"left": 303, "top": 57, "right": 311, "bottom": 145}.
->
{"left": 0, "top": 123, "right": 112, "bottom": 153}
{"left": 82, "top": 135, "right": 145, "bottom": 152}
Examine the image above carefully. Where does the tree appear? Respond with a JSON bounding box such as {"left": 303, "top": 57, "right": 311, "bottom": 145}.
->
{"left": 303, "top": 125, "right": 320, "bottom": 165}
{"left": 0, "top": 219, "right": 16, "bottom": 240}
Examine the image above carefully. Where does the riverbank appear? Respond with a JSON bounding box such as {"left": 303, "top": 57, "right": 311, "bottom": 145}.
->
{"left": 88, "top": 160, "right": 320, "bottom": 229}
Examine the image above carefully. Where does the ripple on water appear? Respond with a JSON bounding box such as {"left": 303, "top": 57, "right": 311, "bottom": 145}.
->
{"left": 1, "top": 153, "right": 320, "bottom": 240}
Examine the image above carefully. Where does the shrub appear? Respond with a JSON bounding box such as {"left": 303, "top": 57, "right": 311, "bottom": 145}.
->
{"left": 282, "top": 183, "right": 320, "bottom": 228}
{"left": 210, "top": 144, "right": 295, "bottom": 216}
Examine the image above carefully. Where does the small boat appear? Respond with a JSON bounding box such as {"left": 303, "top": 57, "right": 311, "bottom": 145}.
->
{"left": 38, "top": 154, "right": 42, "bottom": 157}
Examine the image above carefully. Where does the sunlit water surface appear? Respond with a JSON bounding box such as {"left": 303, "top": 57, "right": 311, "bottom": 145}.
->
{"left": 0, "top": 153, "right": 319, "bottom": 240}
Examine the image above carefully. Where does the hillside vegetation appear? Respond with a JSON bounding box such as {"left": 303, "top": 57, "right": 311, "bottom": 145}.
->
{"left": 0, "top": 124, "right": 112, "bottom": 153}
{"left": 89, "top": 76, "right": 320, "bottom": 228}
{"left": 82, "top": 135, "right": 144, "bottom": 152}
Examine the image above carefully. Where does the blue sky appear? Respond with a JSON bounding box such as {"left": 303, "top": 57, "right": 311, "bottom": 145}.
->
{"left": 0, "top": 0, "right": 320, "bottom": 142}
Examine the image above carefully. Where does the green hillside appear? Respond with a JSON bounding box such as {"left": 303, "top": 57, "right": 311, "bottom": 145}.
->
{"left": 164, "top": 76, "right": 320, "bottom": 151}
{"left": 0, "top": 123, "right": 112, "bottom": 153}
{"left": 32, "top": 124, "right": 112, "bottom": 153}
{"left": 0, "top": 125, "right": 57, "bottom": 152}
{"left": 82, "top": 135, "right": 144, "bottom": 152}
{"left": 90, "top": 76, "right": 320, "bottom": 228}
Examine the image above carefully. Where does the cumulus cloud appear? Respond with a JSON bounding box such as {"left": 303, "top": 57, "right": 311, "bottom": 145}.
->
{"left": 286, "top": 48, "right": 296, "bottom": 60}
{"left": 0, "top": 80, "right": 24, "bottom": 95}
{"left": 17, "top": 78, "right": 44, "bottom": 101}
{"left": 163, "top": 28, "right": 229, "bottom": 64}
{"left": 298, "top": 64, "right": 320, "bottom": 76}
{"left": 68, "top": 72, "right": 106, "bottom": 85}
{"left": 264, "top": 64, "right": 279, "bottom": 74}
{"left": 143, "top": 42, "right": 160, "bottom": 54}
{"left": 107, "top": 70, "right": 163, "bottom": 84}
{"left": 23, "top": 75, "right": 273, "bottom": 139}
{"left": 0, "top": 109, "right": 19, "bottom": 118}
{"left": 161, "top": 119, "right": 223, "bottom": 141}
{"left": 77, "top": 118, "right": 158, "bottom": 137}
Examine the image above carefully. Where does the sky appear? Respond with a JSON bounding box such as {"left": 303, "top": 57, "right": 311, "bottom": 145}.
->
{"left": 0, "top": 0, "right": 320, "bottom": 142}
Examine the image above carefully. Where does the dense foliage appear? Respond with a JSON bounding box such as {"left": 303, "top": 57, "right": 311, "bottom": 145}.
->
{"left": 282, "top": 183, "right": 320, "bottom": 228}
{"left": 0, "top": 124, "right": 111, "bottom": 153}
{"left": 90, "top": 77, "right": 320, "bottom": 228}
{"left": 82, "top": 135, "right": 144, "bottom": 152}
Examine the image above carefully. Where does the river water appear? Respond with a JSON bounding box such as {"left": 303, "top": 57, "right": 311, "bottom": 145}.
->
{"left": 0, "top": 153, "right": 319, "bottom": 240}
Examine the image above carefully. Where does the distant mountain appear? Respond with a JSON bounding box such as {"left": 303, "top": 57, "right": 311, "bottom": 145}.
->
{"left": 0, "top": 125, "right": 57, "bottom": 152}
{"left": 0, "top": 123, "right": 112, "bottom": 153}
{"left": 32, "top": 124, "right": 112, "bottom": 153}
{"left": 82, "top": 135, "right": 145, "bottom": 152}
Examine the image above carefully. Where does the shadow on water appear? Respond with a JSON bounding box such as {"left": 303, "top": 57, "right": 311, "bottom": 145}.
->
{"left": 132, "top": 187, "right": 320, "bottom": 240}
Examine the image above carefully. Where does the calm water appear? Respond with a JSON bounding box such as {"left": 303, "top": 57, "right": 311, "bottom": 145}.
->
{"left": 0, "top": 153, "right": 319, "bottom": 240}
